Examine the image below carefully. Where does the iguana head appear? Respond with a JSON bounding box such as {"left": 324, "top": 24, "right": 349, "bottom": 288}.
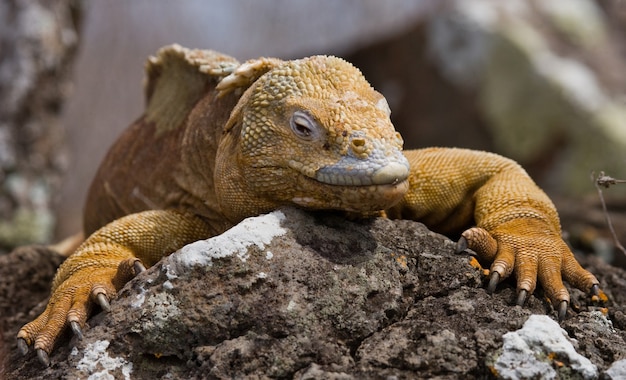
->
{"left": 217, "top": 55, "right": 409, "bottom": 217}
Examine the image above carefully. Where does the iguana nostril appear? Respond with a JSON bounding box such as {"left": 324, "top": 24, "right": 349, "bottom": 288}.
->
{"left": 351, "top": 138, "right": 367, "bottom": 155}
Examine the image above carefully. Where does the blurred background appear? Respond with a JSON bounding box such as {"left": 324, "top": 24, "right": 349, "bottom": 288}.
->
{"left": 1, "top": 0, "right": 625, "bottom": 265}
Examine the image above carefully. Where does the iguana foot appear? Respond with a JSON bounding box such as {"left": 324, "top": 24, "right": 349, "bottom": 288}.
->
{"left": 457, "top": 222, "right": 601, "bottom": 319}
{"left": 17, "top": 257, "right": 143, "bottom": 366}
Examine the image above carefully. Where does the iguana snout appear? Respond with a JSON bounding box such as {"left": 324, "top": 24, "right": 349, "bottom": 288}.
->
{"left": 315, "top": 138, "right": 410, "bottom": 186}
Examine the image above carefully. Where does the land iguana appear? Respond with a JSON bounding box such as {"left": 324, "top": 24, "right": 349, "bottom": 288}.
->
{"left": 16, "top": 45, "right": 601, "bottom": 366}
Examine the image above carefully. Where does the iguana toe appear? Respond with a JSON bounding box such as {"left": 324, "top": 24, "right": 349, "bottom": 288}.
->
{"left": 459, "top": 227, "right": 498, "bottom": 261}
{"left": 16, "top": 265, "right": 123, "bottom": 365}
{"left": 458, "top": 219, "right": 604, "bottom": 319}
{"left": 561, "top": 249, "right": 601, "bottom": 294}
{"left": 538, "top": 272, "right": 571, "bottom": 318}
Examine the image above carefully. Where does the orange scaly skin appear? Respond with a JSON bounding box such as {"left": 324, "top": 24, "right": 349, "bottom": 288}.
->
{"left": 17, "top": 45, "right": 600, "bottom": 365}
{"left": 395, "top": 148, "right": 598, "bottom": 303}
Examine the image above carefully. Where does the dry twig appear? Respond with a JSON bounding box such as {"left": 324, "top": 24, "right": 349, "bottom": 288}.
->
{"left": 592, "top": 171, "right": 626, "bottom": 257}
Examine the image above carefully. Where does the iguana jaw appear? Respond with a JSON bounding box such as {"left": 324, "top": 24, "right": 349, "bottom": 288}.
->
{"left": 289, "top": 155, "right": 410, "bottom": 212}
{"left": 284, "top": 137, "right": 410, "bottom": 211}
{"left": 290, "top": 176, "right": 409, "bottom": 212}
{"left": 313, "top": 158, "right": 409, "bottom": 186}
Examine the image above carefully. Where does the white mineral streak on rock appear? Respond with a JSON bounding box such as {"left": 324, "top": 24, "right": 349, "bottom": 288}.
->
{"left": 130, "top": 284, "right": 146, "bottom": 308}
{"left": 164, "top": 211, "right": 287, "bottom": 277}
{"left": 75, "top": 340, "right": 133, "bottom": 380}
{"left": 162, "top": 280, "right": 174, "bottom": 290}
{"left": 495, "top": 314, "right": 597, "bottom": 380}
{"left": 605, "top": 359, "right": 626, "bottom": 380}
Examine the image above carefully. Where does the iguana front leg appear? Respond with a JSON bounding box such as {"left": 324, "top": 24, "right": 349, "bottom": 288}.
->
{"left": 393, "top": 148, "right": 600, "bottom": 317}
{"left": 17, "top": 209, "right": 214, "bottom": 366}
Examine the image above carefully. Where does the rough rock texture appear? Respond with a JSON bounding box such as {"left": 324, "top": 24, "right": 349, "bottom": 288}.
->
{"left": 0, "top": 0, "right": 82, "bottom": 251}
{"left": 2, "top": 208, "right": 625, "bottom": 379}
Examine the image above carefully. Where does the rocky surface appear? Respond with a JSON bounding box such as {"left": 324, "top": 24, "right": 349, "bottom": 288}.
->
{"left": 1, "top": 207, "right": 625, "bottom": 379}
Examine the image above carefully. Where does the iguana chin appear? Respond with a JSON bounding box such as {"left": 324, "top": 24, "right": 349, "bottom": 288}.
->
{"left": 17, "top": 44, "right": 600, "bottom": 366}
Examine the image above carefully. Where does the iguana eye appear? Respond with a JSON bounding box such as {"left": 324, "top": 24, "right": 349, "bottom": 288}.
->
{"left": 290, "top": 111, "right": 319, "bottom": 140}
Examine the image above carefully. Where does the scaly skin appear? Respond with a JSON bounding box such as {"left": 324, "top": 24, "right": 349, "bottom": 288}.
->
{"left": 17, "top": 45, "right": 600, "bottom": 365}
{"left": 394, "top": 148, "right": 598, "bottom": 305}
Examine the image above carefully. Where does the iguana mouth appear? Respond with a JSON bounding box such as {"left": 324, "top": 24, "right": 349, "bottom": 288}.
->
{"left": 312, "top": 152, "right": 410, "bottom": 186}
{"left": 287, "top": 152, "right": 410, "bottom": 212}
{"left": 291, "top": 174, "right": 409, "bottom": 212}
{"left": 315, "top": 161, "right": 409, "bottom": 186}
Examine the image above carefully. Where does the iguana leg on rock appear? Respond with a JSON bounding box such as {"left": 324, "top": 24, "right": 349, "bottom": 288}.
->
{"left": 391, "top": 148, "right": 600, "bottom": 317}
{"left": 16, "top": 209, "right": 214, "bottom": 365}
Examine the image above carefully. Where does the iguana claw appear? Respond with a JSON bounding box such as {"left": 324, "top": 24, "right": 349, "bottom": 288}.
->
{"left": 487, "top": 272, "right": 500, "bottom": 294}
{"left": 95, "top": 293, "right": 110, "bottom": 312}
{"left": 37, "top": 348, "right": 50, "bottom": 367}
{"left": 557, "top": 301, "right": 568, "bottom": 321}
{"left": 455, "top": 236, "right": 468, "bottom": 254}
{"left": 70, "top": 321, "right": 84, "bottom": 340}
{"left": 134, "top": 261, "right": 147, "bottom": 275}
{"left": 517, "top": 289, "right": 528, "bottom": 306}
{"left": 17, "top": 338, "right": 28, "bottom": 355}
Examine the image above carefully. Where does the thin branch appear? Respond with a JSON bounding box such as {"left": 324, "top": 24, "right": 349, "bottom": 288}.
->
{"left": 596, "top": 172, "right": 626, "bottom": 188}
{"left": 592, "top": 171, "right": 626, "bottom": 257}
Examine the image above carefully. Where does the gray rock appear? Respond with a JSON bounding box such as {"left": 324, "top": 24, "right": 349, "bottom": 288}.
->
{"left": 3, "top": 207, "right": 626, "bottom": 379}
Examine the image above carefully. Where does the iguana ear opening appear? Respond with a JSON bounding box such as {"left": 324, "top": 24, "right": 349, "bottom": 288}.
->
{"left": 143, "top": 44, "right": 240, "bottom": 136}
